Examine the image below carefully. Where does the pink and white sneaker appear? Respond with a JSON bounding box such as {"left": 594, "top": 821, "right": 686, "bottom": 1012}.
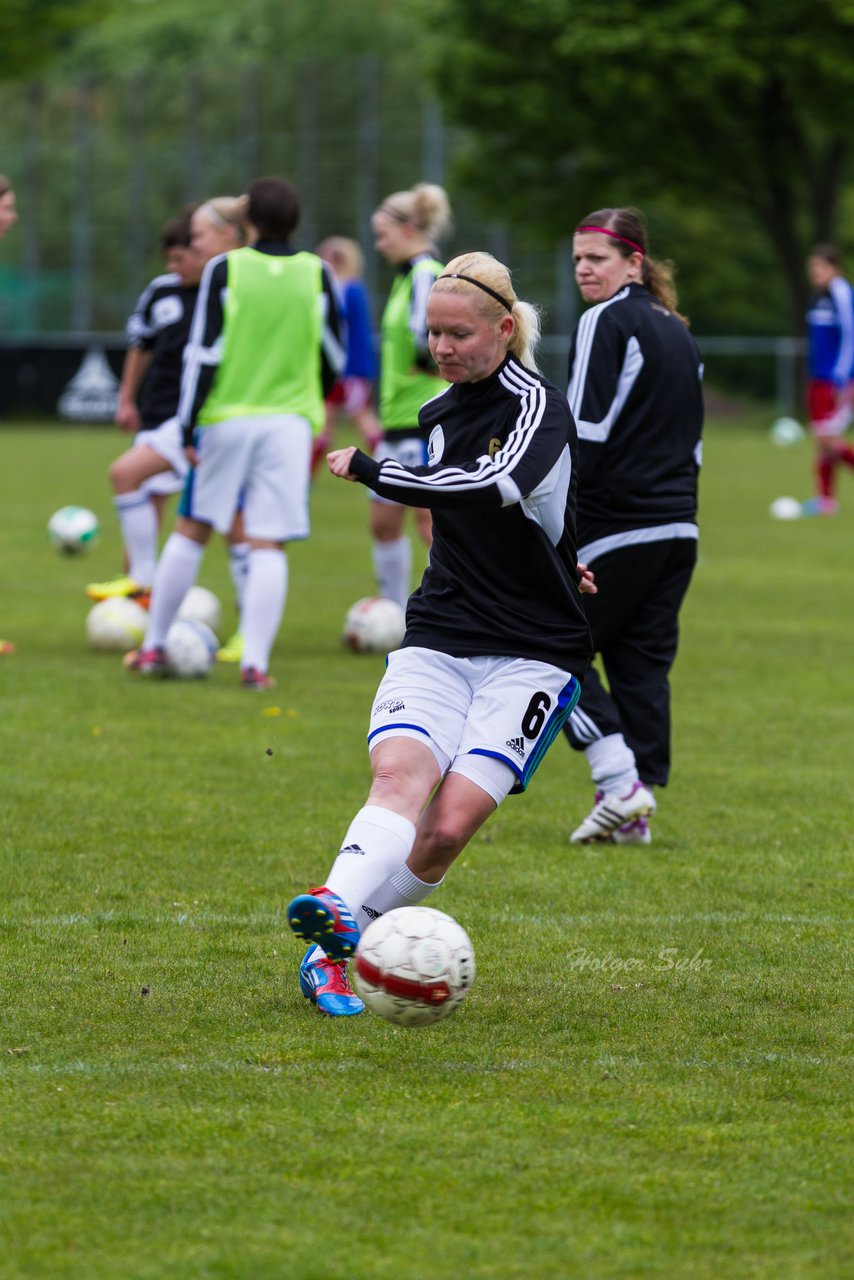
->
{"left": 570, "top": 782, "right": 656, "bottom": 844}
{"left": 241, "top": 666, "right": 277, "bottom": 691}
{"left": 610, "top": 815, "right": 652, "bottom": 845}
{"left": 125, "top": 645, "right": 168, "bottom": 676}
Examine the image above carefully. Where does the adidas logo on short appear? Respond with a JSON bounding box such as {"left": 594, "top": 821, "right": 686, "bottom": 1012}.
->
{"left": 505, "top": 736, "right": 525, "bottom": 758}
{"left": 341, "top": 843, "right": 366, "bottom": 856}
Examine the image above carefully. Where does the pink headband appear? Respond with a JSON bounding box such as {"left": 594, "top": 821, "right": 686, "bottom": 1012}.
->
{"left": 576, "top": 225, "right": 645, "bottom": 256}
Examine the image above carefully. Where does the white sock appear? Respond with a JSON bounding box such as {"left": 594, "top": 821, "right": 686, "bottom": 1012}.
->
{"left": 363, "top": 861, "right": 442, "bottom": 920}
{"left": 144, "top": 532, "right": 205, "bottom": 648}
{"left": 585, "top": 733, "right": 640, "bottom": 797}
{"left": 240, "top": 548, "right": 286, "bottom": 674}
{"left": 229, "top": 542, "right": 250, "bottom": 615}
{"left": 372, "top": 536, "right": 411, "bottom": 610}
{"left": 325, "top": 804, "right": 417, "bottom": 932}
{"left": 114, "top": 490, "right": 158, "bottom": 587}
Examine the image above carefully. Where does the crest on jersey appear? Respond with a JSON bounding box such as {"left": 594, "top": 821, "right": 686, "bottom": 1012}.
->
{"left": 428, "top": 424, "right": 445, "bottom": 464}
{"left": 152, "top": 295, "right": 184, "bottom": 328}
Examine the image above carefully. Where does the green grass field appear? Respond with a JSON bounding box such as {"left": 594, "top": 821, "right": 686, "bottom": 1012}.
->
{"left": 0, "top": 414, "right": 851, "bottom": 1279}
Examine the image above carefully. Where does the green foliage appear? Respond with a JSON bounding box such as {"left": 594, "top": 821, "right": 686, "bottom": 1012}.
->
{"left": 0, "top": 0, "right": 851, "bottom": 353}
{"left": 0, "top": 417, "right": 853, "bottom": 1276}
{"left": 412, "top": 0, "right": 854, "bottom": 327}
{"left": 0, "top": 0, "right": 116, "bottom": 80}
{"left": 65, "top": 0, "right": 411, "bottom": 75}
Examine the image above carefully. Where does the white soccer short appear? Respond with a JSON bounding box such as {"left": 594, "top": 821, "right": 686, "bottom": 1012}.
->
{"left": 367, "top": 646, "right": 582, "bottom": 804}
{"left": 371, "top": 435, "right": 428, "bottom": 505}
{"left": 135, "top": 416, "right": 187, "bottom": 496}
{"left": 181, "top": 414, "right": 312, "bottom": 540}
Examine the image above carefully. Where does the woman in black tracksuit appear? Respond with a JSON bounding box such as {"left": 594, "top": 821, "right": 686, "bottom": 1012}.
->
{"left": 563, "top": 207, "right": 703, "bottom": 846}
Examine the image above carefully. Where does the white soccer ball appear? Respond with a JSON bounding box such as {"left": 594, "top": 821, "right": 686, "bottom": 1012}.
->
{"left": 47, "top": 505, "right": 100, "bottom": 555}
{"left": 769, "top": 495, "right": 803, "bottom": 521}
{"left": 354, "top": 906, "right": 476, "bottom": 1027}
{"left": 770, "top": 416, "right": 805, "bottom": 446}
{"left": 164, "top": 619, "right": 217, "bottom": 678}
{"left": 177, "top": 585, "right": 222, "bottom": 637}
{"left": 343, "top": 596, "right": 406, "bottom": 654}
{"left": 86, "top": 597, "right": 148, "bottom": 652}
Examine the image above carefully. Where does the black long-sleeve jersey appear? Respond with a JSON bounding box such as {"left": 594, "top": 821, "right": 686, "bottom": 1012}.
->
{"left": 567, "top": 283, "right": 703, "bottom": 557}
{"left": 178, "top": 240, "right": 344, "bottom": 438}
{"left": 349, "top": 354, "right": 593, "bottom": 672}
{"left": 126, "top": 273, "right": 199, "bottom": 430}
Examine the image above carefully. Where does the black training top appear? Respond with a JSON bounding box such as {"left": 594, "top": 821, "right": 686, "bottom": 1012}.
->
{"left": 567, "top": 282, "right": 704, "bottom": 554}
{"left": 349, "top": 354, "right": 593, "bottom": 672}
{"left": 126, "top": 272, "right": 199, "bottom": 431}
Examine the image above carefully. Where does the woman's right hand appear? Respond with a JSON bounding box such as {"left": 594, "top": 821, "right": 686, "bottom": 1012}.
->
{"left": 115, "top": 400, "right": 142, "bottom": 434}
{"left": 327, "top": 446, "right": 359, "bottom": 480}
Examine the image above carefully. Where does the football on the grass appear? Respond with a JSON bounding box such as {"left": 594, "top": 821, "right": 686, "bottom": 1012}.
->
{"left": 86, "top": 597, "right": 148, "bottom": 652}
{"left": 354, "top": 906, "right": 475, "bottom": 1027}
{"left": 177, "top": 585, "right": 222, "bottom": 636}
{"left": 48, "top": 505, "right": 100, "bottom": 554}
{"left": 342, "top": 596, "right": 406, "bottom": 654}
{"left": 164, "top": 619, "right": 217, "bottom": 678}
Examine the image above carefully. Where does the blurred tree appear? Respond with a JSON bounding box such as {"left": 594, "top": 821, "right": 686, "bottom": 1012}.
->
{"left": 0, "top": 0, "right": 115, "bottom": 80}
{"left": 412, "top": 0, "right": 854, "bottom": 329}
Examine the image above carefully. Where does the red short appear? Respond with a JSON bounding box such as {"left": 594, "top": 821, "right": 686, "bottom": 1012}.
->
{"left": 326, "top": 376, "right": 373, "bottom": 415}
{"left": 808, "top": 378, "right": 854, "bottom": 437}
{"left": 808, "top": 379, "right": 837, "bottom": 426}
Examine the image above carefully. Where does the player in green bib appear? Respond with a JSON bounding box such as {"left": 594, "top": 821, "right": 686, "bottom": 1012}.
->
{"left": 369, "top": 183, "right": 453, "bottom": 608}
{"left": 130, "top": 177, "right": 344, "bottom": 688}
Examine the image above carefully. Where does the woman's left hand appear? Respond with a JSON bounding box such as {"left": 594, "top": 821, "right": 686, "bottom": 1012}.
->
{"left": 577, "top": 562, "right": 597, "bottom": 594}
{"left": 327, "top": 446, "right": 359, "bottom": 480}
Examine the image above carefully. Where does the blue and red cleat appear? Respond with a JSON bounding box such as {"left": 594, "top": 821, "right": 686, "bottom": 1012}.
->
{"left": 299, "top": 948, "right": 364, "bottom": 1017}
{"left": 287, "top": 885, "right": 361, "bottom": 961}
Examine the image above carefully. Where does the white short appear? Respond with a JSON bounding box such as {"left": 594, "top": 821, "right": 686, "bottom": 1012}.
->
{"left": 328, "top": 376, "right": 373, "bottom": 415}
{"left": 813, "top": 404, "right": 854, "bottom": 439}
{"left": 135, "top": 417, "right": 187, "bottom": 496}
{"left": 181, "top": 414, "right": 312, "bottom": 540}
{"left": 367, "top": 647, "right": 581, "bottom": 802}
{"left": 371, "top": 435, "right": 428, "bottom": 506}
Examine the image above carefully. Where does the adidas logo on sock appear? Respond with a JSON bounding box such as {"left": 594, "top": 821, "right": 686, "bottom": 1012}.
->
{"left": 505, "top": 736, "right": 525, "bottom": 758}
{"left": 341, "top": 843, "right": 366, "bottom": 856}
{"left": 361, "top": 904, "right": 381, "bottom": 920}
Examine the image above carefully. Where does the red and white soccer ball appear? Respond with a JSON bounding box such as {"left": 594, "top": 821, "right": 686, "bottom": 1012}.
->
{"left": 354, "top": 906, "right": 476, "bottom": 1027}
{"left": 342, "top": 596, "right": 406, "bottom": 654}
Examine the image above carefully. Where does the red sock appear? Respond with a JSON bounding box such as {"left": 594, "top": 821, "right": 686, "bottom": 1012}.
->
{"left": 836, "top": 444, "right": 854, "bottom": 470}
{"left": 816, "top": 455, "right": 836, "bottom": 499}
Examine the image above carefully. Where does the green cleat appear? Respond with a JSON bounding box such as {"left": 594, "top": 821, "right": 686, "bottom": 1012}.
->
{"left": 86, "top": 574, "right": 150, "bottom": 607}
{"left": 217, "top": 632, "right": 243, "bottom": 663}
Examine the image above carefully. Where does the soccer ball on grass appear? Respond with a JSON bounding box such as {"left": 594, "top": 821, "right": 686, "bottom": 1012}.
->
{"left": 770, "top": 416, "right": 804, "bottom": 446}
{"left": 354, "top": 906, "right": 476, "bottom": 1027}
{"left": 86, "top": 598, "right": 148, "bottom": 652}
{"left": 177, "top": 585, "right": 222, "bottom": 636}
{"left": 769, "top": 495, "right": 802, "bottom": 521}
{"left": 48, "top": 505, "right": 100, "bottom": 555}
{"left": 164, "top": 619, "right": 217, "bottom": 678}
{"left": 343, "top": 596, "right": 406, "bottom": 654}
